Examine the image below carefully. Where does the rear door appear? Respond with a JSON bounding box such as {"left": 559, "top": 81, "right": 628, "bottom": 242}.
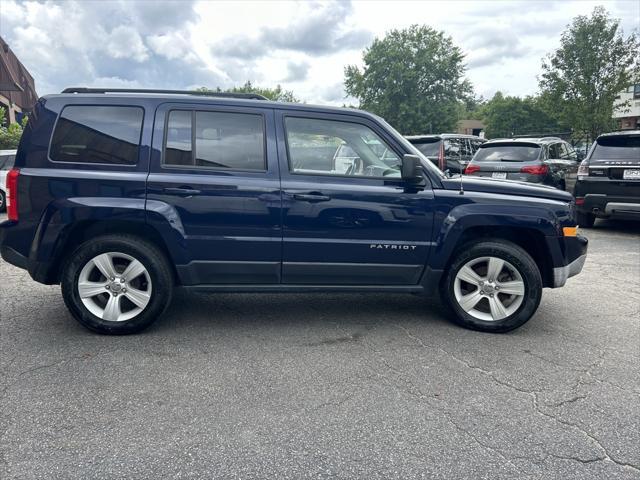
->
{"left": 146, "top": 102, "right": 282, "bottom": 285}
{"left": 276, "top": 110, "right": 434, "bottom": 286}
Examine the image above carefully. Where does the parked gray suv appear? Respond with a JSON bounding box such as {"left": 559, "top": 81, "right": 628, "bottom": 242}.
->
{"left": 464, "top": 137, "right": 579, "bottom": 192}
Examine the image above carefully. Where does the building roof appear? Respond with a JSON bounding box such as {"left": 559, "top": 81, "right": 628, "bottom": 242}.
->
{"left": 0, "top": 36, "right": 38, "bottom": 110}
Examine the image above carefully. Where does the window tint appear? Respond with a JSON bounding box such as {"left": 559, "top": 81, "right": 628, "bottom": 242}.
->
{"left": 0, "top": 155, "right": 15, "bottom": 170}
{"left": 474, "top": 144, "right": 541, "bottom": 162}
{"left": 460, "top": 139, "right": 474, "bottom": 158}
{"left": 592, "top": 136, "right": 640, "bottom": 160}
{"left": 164, "top": 110, "right": 265, "bottom": 170}
{"left": 470, "top": 139, "right": 484, "bottom": 154}
{"left": 548, "top": 143, "right": 563, "bottom": 159}
{"left": 413, "top": 140, "right": 441, "bottom": 157}
{"left": 50, "top": 106, "right": 143, "bottom": 165}
{"left": 444, "top": 138, "right": 462, "bottom": 157}
{"left": 165, "top": 110, "right": 192, "bottom": 166}
{"left": 285, "top": 117, "right": 400, "bottom": 178}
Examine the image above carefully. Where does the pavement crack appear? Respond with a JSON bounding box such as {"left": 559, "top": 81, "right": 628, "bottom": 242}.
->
{"left": 544, "top": 395, "right": 587, "bottom": 408}
{"left": 394, "top": 323, "right": 640, "bottom": 474}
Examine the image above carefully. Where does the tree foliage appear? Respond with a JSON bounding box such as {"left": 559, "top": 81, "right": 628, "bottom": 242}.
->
{"left": 0, "top": 107, "right": 27, "bottom": 149}
{"left": 539, "top": 6, "right": 639, "bottom": 139}
{"left": 198, "top": 81, "right": 299, "bottom": 102}
{"left": 344, "top": 25, "right": 472, "bottom": 135}
{"left": 478, "top": 92, "right": 566, "bottom": 139}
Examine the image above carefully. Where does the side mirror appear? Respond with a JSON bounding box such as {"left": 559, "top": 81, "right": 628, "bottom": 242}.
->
{"left": 401, "top": 154, "right": 423, "bottom": 182}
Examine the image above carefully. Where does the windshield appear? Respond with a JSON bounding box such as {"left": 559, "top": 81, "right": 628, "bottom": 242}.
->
{"left": 592, "top": 136, "right": 640, "bottom": 160}
{"left": 413, "top": 140, "right": 441, "bottom": 157}
{"left": 473, "top": 144, "right": 541, "bottom": 162}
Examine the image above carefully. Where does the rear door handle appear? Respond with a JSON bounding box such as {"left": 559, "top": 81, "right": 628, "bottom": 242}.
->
{"left": 163, "top": 187, "right": 201, "bottom": 196}
{"left": 292, "top": 192, "right": 331, "bottom": 203}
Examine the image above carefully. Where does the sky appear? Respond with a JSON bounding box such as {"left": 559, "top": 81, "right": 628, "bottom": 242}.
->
{"left": 0, "top": 0, "right": 637, "bottom": 105}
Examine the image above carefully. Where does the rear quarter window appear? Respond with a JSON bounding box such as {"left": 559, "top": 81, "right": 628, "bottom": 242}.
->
{"left": 49, "top": 105, "right": 144, "bottom": 165}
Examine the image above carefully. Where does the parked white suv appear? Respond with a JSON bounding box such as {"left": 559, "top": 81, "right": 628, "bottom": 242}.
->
{"left": 0, "top": 150, "right": 17, "bottom": 212}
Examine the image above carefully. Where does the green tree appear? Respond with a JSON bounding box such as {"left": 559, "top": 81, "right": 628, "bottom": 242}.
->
{"left": 539, "top": 6, "right": 639, "bottom": 139}
{"left": 344, "top": 25, "right": 472, "bottom": 134}
{"left": 198, "top": 81, "right": 300, "bottom": 102}
{"left": 0, "top": 107, "right": 27, "bottom": 149}
{"left": 479, "top": 92, "right": 566, "bottom": 139}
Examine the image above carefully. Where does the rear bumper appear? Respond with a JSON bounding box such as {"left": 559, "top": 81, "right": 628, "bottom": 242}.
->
{"left": 581, "top": 196, "right": 640, "bottom": 220}
{"left": 551, "top": 234, "right": 588, "bottom": 287}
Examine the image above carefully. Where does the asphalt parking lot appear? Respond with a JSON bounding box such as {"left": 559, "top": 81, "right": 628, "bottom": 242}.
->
{"left": 0, "top": 214, "right": 638, "bottom": 479}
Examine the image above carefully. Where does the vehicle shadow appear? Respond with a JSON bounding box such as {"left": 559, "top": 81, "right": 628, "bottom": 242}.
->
{"left": 587, "top": 218, "right": 640, "bottom": 234}
{"left": 153, "top": 290, "right": 451, "bottom": 335}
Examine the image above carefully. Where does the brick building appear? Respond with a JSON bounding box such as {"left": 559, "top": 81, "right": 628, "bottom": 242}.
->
{"left": 0, "top": 36, "right": 38, "bottom": 125}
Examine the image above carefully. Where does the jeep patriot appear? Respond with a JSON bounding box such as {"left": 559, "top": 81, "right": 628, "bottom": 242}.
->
{"left": 0, "top": 88, "right": 588, "bottom": 334}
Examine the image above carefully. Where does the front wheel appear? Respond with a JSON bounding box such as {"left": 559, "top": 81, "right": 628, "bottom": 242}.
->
{"left": 61, "top": 235, "right": 174, "bottom": 334}
{"left": 442, "top": 240, "right": 542, "bottom": 333}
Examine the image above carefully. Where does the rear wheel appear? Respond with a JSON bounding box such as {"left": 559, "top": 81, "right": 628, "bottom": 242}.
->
{"left": 61, "top": 235, "right": 173, "bottom": 334}
{"left": 442, "top": 240, "right": 542, "bottom": 333}
{"left": 0, "top": 190, "right": 5, "bottom": 212}
{"left": 576, "top": 211, "right": 595, "bottom": 228}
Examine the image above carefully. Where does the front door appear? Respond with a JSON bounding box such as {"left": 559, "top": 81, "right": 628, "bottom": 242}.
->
{"left": 276, "top": 111, "right": 434, "bottom": 285}
{"left": 147, "top": 102, "right": 281, "bottom": 285}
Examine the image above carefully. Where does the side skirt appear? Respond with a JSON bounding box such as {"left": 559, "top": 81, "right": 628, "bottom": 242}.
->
{"left": 180, "top": 284, "right": 425, "bottom": 293}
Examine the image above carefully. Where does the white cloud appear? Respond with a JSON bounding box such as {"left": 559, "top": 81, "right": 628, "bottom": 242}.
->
{"left": 0, "top": 0, "right": 636, "bottom": 104}
{"left": 106, "top": 26, "right": 149, "bottom": 62}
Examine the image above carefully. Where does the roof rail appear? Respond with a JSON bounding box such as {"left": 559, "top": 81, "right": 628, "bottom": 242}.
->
{"left": 61, "top": 87, "right": 268, "bottom": 100}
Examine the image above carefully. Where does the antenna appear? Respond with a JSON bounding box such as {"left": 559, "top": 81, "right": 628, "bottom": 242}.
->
{"left": 459, "top": 170, "right": 464, "bottom": 195}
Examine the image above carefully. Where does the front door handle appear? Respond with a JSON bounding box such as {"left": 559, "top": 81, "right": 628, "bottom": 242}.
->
{"left": 163, "top": 187, "right": 201, "bottom": 196}
{"left": 292, "top": 192, "right": 331, "bottom": 203}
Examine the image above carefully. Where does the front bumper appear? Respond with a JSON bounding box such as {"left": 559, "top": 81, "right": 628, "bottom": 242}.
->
{"left": 553, "top": 254, "right": 587, "bottom": 287}
{"left": 551, "top": 234, "right": 588, "bottom": 287}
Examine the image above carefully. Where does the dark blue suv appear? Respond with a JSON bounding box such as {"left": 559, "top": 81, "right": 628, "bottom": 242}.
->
{"left": 0, "top": 88, "right": 588, "bottom": 334}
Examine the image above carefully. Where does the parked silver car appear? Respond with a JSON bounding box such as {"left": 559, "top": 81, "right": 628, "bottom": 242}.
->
{"left": 464, "top": 137, "right": 579, "bottom": 191}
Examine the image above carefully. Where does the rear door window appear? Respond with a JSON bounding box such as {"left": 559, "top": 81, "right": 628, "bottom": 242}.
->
{"left": 50, "top": 106, "right": 143, "bottom": 165}
{"left": 163, "top": 110, "right": 266, "bottom": 171}
{"left": 548, "top": 143, "right": 563, "bottom": 159}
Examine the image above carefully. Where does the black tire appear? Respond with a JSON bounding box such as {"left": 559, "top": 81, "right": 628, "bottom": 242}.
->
{"left": 0, "top": 190, "right": 6, "bottom": 213}
{"left": 576, "top": 211, "right": 595, "bottom": 228}
{"left": 61, "top": 234, "right": 173, "bottom": 334}
{"left": 441, "top": 239, "right": 543, "bottom": 333}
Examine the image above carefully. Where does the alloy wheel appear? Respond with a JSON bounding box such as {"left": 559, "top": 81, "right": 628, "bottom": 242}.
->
{"left": 453, "top": 256, "right": 525, "bottom": 321}
{"left": 77, "top": 252, "right": 152, "bottom": 322}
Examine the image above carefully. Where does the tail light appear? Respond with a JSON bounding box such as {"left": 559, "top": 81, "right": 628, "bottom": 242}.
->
{"left": 437, "top": 142, "right": 445, "bottom": 171}
{"left": 465, "top": 164, "right": 480, "bottom": 174}
{"left": 520, "top": 164, "right": 549, "bottom": 175}
{"left": 6, "top": 168, "right": 19, "bottom": 221}
{"left": 577, "top": 159, "right": 589, "bottom": 177}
